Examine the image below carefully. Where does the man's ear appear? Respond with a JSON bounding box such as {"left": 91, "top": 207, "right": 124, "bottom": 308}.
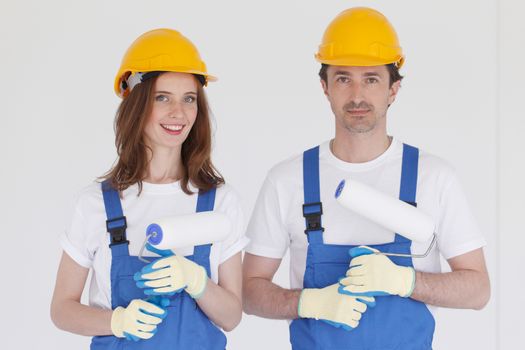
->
{"left": 388, "top": 80, "right": 401, "bottom": 105}
{"left": 321, "top": 79, "right": 329, "bottom": 97}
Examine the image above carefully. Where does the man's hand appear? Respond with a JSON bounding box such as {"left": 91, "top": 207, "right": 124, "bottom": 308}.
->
{"left": 339, "top": 246, "right": 415, "bottom": 298}
{"left": 299, "top": 283, "right": 375, "bottom": 331}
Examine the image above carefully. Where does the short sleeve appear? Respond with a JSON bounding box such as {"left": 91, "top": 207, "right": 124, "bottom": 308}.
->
{"left": 59, "top": 196, "right": 95, "bottom": 268}
{"left": 245, "top": 175, "right": 290, "bottom": 259}
{"left": 217, "top": 186, "right": 249, "bottom": 264}
{"left": 436, "top": 170, "right": 487, "bottom": 260}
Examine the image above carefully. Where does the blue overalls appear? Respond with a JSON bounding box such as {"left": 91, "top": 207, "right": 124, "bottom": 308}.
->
{"left": 90, "top": 180, "right": 227, "bottom": 350}
{"left": 289, "top": 144, "right": 435, "bottom": 350}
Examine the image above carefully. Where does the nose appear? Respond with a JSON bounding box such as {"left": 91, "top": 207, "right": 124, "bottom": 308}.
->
{"left": 348, "top": 82, "right": 365, "bottom": 104}
{"left": 168, "top": 101, "right": 184, "bottom": 119}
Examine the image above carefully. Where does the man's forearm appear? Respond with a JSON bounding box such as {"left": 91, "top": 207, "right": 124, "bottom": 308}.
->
{"left": 411, "top": 269, "right": 490, "bottom": 309}
{"left": 243, "top": 276, "right": 301, "bottom": 319}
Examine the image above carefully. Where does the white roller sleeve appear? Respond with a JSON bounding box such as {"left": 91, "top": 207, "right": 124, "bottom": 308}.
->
{"left": 335, "top": 179, "right": 435, "bottom": 243}
{"left": 146, "top": 212, "right": 232, "bottom": 250}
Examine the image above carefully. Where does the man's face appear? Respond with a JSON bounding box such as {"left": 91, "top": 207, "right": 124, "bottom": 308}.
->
{"left": 321, "top": 65, "right": 400, "bottom": 134}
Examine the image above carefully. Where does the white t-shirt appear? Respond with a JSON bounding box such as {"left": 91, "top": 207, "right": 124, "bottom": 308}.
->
{"left": 246, "top": 138, "right": 486, "bottom": 302}
{"left": 61, "top": 181, "right": 248, "bottom": 310}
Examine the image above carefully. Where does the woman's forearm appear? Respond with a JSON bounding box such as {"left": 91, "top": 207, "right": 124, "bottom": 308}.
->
{"left": 51, "top": 252, "right": 113, "bottom": 336}
{"left": 51, "top": 298, "right": 113, "bottom": 336}
{"left": 196, "top": 279, "right": 242, "bottom": 332}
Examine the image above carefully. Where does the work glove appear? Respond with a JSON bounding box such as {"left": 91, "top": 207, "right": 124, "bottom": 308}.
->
{"left": 134, "top": 254, "right": 208, "bottom": 299}
{"left": 298, "top": 283, "right": 375, "bottom": 331}
{"left": 110, "top": 299, "right": 167, "bottom": 341}
{"left": 339, "top": 246, "right": 416, "bottom": 298}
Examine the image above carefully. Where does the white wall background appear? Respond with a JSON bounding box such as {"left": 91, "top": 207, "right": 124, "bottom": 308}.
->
{"left": 0, "top": 0, "right": 523, "bottom": 348}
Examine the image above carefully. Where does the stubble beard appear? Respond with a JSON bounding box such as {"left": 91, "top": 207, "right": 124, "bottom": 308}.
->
{"left": 342, "top": 116, "right": 377, "bottom": 133}
{"left": 339, "top": 101, "right": 381, "bottom": 134}
{"left": 340, "top": 110, "right": 380, "bottom": 134}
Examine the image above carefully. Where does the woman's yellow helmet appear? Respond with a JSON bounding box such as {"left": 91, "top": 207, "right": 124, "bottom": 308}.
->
{"left": 114, "top": 28, "right": 216, "bottom": 98}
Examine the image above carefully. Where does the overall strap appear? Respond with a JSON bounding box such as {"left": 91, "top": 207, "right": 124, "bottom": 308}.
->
{"left": 193, "top": 187, "right": 217, "bottom": 277}
{"left": 303, "top": 146, "right": 324, "bottom": 245}
{"left": 197, "top": 187, "right": 216, "bottom": 213}
{"left": 395, "top": 144, "right": 420, "bottom": 243}
{"left": 101, "top": 180, "right": 129, "bottom": 257}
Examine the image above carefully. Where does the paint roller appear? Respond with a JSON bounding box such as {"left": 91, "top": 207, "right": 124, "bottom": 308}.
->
{"left": 334, "top": 178, "right": 436, "bottom": 258}
{"left": 138, "top": 211, "right": 232, "bottom": 263}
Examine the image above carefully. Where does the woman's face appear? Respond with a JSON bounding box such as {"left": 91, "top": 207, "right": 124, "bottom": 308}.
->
{"left": 144, "top": 72, "right": 199, "bottom": 152}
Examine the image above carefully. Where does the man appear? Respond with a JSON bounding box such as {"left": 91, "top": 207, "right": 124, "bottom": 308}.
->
{"left": 242, "top": 7, "right": 490, "bottom": 349}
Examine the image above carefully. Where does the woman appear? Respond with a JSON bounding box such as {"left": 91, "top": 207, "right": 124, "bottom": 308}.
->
{"left": 50, "top": 28, "right": 246, "bottom": 349}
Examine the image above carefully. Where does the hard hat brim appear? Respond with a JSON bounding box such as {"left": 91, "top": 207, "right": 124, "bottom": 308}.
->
{"left": 114, "top": 69, "right": 217, "bottom": 97}
{"left": 315, "top": 53, "right": 404, "bottom": 68}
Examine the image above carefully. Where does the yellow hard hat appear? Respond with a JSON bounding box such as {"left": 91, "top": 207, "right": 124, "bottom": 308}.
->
{"left": 114, "top": 28, "right": 216, "bottom": 97}
{"left": 315, "top": 7, "right": 404, "bottom": 68}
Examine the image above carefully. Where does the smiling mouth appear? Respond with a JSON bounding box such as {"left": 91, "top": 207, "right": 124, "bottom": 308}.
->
{"left": 161, "top": 124, "right": 184, "bottom": 132}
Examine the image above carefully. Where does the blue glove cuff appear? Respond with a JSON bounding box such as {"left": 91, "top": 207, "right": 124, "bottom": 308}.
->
{"left": 321, "top": 319, "right": 354, "bottom": 332}
{"left": 337, "top": 283, "right": 385, "bottom": 301}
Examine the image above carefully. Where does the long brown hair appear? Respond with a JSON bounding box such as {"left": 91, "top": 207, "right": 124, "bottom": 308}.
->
{"left": 101, "top": 73, "right": 224, "bottom": 195}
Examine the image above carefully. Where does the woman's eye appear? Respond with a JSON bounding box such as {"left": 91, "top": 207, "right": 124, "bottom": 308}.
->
{"left": 184, "top": 95, "right": 196, "bottom": 103}
{"left": 155, "top": 95, "right": 168, "bottom": 102}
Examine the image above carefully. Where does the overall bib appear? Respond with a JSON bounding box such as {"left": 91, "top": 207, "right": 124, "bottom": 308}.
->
{"left": 90, "top": 180, "right": 227, "bottom": 350}
{"left": 290, "top": 144, "right": 435, "bottom": 350}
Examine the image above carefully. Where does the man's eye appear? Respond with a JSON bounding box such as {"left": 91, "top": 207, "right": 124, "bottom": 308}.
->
{"left": 155, "top": 95, "right": 168, "bottom": 102}
{"left": 336, "top": 77, "right": 349, "bottom": 83}
{"left": 366, "top": 78, "right": 378, "bottom": 84}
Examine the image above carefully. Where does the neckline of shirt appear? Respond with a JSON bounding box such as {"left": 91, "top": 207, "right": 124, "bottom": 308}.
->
{"left": 129, "top": 180, "right": 185, "bottom": 195}
{"left": 320, "top": 137, "right": 402, "bottom": 172}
